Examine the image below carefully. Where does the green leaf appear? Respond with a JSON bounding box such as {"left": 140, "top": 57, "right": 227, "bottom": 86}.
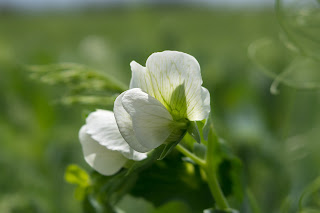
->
{"left": 64, "top": 164, "right": 90, "bottom": 187}
{"left": 130, "top": 152, "right": 213, "bottom": 212}
{"left": 217, "top": 140, "right": 243, "bottom": 200}
{"left": 74, "top": 186, "right": 88, "bottom": 201}
{"left": 116, "top": 195, "right": 155, "bottom": 213}
{"left": 187, "top": 121, "right": 201, "bottom": 143}
{"left": 64, "top": 164, "right": 91, "bottom": 201}
{"left": 206, "top": 125, "right": 243, "bottom": 201}
{"left": 90, "top": 170, "right": 138, "bottom": 206}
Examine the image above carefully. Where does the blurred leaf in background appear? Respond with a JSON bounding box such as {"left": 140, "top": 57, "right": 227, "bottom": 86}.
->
{"left": 249, "top": 0, "right": 320, "bottom": 93}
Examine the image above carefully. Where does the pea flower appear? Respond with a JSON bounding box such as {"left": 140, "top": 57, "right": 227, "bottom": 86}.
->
{"left": 114, "top": 51, "right": 210, "bottom": 153}
{"left": 79, "top": 109, "right": 147, "bottom": 176}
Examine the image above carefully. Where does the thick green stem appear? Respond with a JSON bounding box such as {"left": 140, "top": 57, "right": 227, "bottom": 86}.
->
{"left": 205, "top": 168, "right": 229, "bottom": 210}
{"left": 205, "top": 127, "right": 229, "bottom": 210}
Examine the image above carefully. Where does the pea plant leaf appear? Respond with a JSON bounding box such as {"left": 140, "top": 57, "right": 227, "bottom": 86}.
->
{"left": 130, "top": 151, "right": 214, "bottom": 212}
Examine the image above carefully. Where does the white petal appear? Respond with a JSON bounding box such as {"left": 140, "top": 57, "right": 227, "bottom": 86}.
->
{"left": 188, "top": 86, "right": 211, "bottom": 120}
{"left": 130, "top": 51, "right": 210, "bottom": 121}
{"left": 121, "top": 88, "right": 173, "bottom": 150}
{"left": 79, "top": 126, "right": 127, "bottom": 176}
{"left": 85, "top": 109, "right": 147, "bottom": 161}
{"left": 114, "top": 93, "right": 151, "bottom": 153}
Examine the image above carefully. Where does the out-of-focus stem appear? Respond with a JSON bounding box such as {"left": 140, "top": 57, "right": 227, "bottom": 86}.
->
{"left": 176, "top": 125, "right": 229, "bottom": 210}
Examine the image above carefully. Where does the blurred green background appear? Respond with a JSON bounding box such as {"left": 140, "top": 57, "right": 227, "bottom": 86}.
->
{"left": 0, "top": 1, "right": 319, "bottom": 213}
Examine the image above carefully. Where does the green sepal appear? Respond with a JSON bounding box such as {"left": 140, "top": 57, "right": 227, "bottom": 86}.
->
{"left": 203, "top": 114, "right": 212, "bottom": 141}
{"left": 158, "top": 132, "right": 187, "bottom": 160}
{"left": 125, "top": 148, "right": 163, "bottom": 176}
{"left": 187, "top": 121, "right": 201, "bottom": 143}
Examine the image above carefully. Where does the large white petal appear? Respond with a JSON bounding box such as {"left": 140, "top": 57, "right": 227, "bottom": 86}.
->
{"left": 79, "top": 126, "right": 127, "bottom": 176}
{"left": 85, "top": 109, "right": 147, "bottom": 161}
{"left": 130, "top": 51, "right": 210, "bottom": 121}
{"left": 121, "top": 88, "right": 173, "bottom": 150}
{"left": 114, "top": 93, "right": 150, "bottom": 153}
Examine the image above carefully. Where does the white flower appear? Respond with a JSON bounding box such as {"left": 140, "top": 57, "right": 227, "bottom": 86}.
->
{"left": 114, "top": 51, "right": 210, "bottom": 153}
{"left": 79, "top": 109, "right": 147, "bottom": 176}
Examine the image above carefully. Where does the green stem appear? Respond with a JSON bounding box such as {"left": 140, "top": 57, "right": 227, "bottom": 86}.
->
{"left": 176, "top": 144, "right": 206, "bottom": 167}
{"left": 205, "top": 168, "right": 229, "bottom": 210}
{"left": 205, "top": 127, "right": 229, "bottom": 210}
{"left": 246, "top": 188, "right": 262, "bottom": 213}
{"left": 176, "top": 125, "right": 229, "bottom": 210}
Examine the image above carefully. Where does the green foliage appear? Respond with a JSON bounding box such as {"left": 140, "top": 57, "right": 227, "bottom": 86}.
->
{"left": 28, "top": 63, "right": 127, "bottom": 93}
{"left": 276, "top": 0, "right": 320, "bottom": 61}
{"left": 130, "top": 152, "right": 214, "bottom": 212}
{"left": 206, "top": 125, "right": 244, "bottom": 203}
{"left": 117, "top": 196, "right": 193, "bottom": 213}
{"left": 75, "top": 150, "right": 213, "bottom": 212}
{"left": 299, "top": 176, "right": 320, "bottom": 212}
{"left": 65, "top": 164, "right": 91, "bottom": 200}
{"left": 125, "top": 147, "right": 163, "bottom": 176}
{"left": 1, "top": 5, "right": 319, "bottom": 213}
{"left": 249, "top": 0, "right": 320, "bottom": 93}
{"left": 65, "top": 164, "right": 91, "bottom": 187}
{"left": 248, "top": 38, "right": 320, "bottom": 93}
{"left": 28, "top": 63, "right": 127, "bottom": 106}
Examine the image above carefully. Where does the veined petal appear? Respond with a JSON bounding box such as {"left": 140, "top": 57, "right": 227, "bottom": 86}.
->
{"left": 130, "top": 61, "right": 151, "bottom": 93}
{"left": 130, "top": 50, "right": 210, "bottom": 121}
{"left": 85, "top": 109, "right": 147, "bottom": 161}
{"left": 79, "top": 126, "right": 127, "bottom": 176}
{"left": 114, "top": 92, "right": 151, "bottom": 153}
{"left": 187, "top": 86, "right": 211, "bottom": 121}
{"left": 121, "top": 88, "right": 174, "bottom": 151}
